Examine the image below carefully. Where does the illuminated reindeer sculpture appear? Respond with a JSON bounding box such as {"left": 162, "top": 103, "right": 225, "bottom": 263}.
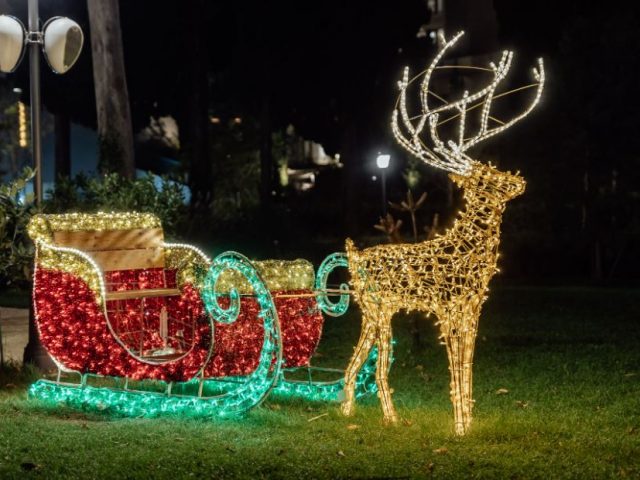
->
{"left": 340, "top": 31, "right": 545, "bottom": 435}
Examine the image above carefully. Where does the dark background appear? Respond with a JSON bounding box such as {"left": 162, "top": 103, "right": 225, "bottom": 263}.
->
{"left": 2, "top": 0, "right": 640, "bottom": 283}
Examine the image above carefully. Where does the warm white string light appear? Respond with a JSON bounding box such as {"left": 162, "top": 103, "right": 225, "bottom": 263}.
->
{"left": 38, "top": 240, "right": 107, "bottom": 304}
{"left": 391, "top": 30, "right": 544, "bottom": 176}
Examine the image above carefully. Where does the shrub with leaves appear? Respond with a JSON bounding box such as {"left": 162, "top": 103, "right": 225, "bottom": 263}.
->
{"left": 390, "top": 190, "right": 428, "bottom": 243}
{"left": 46, "top": 173, "right": 188, "bottom": 238}
{"left": 0, "top": 167, "right": 38, "bottom": 289}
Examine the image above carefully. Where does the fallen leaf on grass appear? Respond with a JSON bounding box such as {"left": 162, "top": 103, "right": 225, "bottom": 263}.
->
{"left": 425, "top": 462, "right": 435, "bottom": 472}
{"left": 307, "top": 413, "right": 328, "bottom": 422}
{"left": 623, "top": 372, "right": 637, "bottom": 377}
{"left": 346, "top": 424, "right": 359, "bottom": 430}
{"left": 515, "top": 401, "right": 529, "bottom": 409}
{"left": 337, "top": 450, "right": 346, "bottom": 457}
{"left": 433, "top": 447, "right": 448, "bottom": 455}
{"left": 495, "top": 388, "right": 509, "bottom": 395}
{"left": 420, "top": 372, "right": 433, "bottom": 382}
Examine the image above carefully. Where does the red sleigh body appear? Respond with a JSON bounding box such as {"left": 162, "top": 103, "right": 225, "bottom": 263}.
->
{"left": 29, "top": 213, "right": 323, "bottom": 383}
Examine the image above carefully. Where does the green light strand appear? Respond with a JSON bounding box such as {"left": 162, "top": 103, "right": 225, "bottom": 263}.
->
{"left": 315, "top": 252, "right": 350, "bottom": 317}
{"left": 30, "top": 251, "right": 283, "bottom": 418}
{"left": 271, "top": 347, "right": 380, "bottom": 402}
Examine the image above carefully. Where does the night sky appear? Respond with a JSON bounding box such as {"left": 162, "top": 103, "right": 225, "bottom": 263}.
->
{"left": 2, "top": 0, "right": 640, "bottom": 279}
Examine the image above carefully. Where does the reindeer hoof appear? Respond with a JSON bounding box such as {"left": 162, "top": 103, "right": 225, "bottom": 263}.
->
{"left": 340, "top": 401, "right": 355, "bottom": 417}
{"left": 383, "top": 413, "right": 399, "bottom": 425}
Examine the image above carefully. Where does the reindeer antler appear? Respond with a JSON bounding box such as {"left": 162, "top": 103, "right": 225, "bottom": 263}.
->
{"left": 391, "top": 31, "right": 545, "bottom": 176}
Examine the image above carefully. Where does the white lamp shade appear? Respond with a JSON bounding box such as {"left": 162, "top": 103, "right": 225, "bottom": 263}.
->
{"left": 42, "top": 17, "right": 83, "bottom": 74}
{"left": 376, "top": 154, "right": 391, "bottom": 169}
{"left": 0, "top": 15, "right": 26, "bottom": 73}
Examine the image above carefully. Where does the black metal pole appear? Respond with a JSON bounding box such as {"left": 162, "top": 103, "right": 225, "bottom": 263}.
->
{"left": 28, "top": 0, "right": 42, "bottom": 205}
{"left": 23, "top": 0, "right": 53, "bottom": 370}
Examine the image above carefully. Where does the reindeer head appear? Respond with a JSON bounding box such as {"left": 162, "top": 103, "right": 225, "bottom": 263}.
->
{"left": 450, "top": 161, "right": 526, "bottom": 205}
{"left": 391, "top": 31, "right": 544, "bottom": 202}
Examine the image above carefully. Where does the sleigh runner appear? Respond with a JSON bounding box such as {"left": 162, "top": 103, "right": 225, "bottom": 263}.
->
{"left": 27, "top": 212, "right": 376, "bottom": 417}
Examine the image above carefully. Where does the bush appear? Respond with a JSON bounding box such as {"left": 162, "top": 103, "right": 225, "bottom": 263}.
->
{"left": 46, "top": 173, "right": 188, "bottom": 238}
{"left": 0, "top": 168, "right": 37, "bottom": 289}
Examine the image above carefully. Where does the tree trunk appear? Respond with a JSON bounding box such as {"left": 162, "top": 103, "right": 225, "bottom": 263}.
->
{"left": 54, "top": 113, "right": 71, "bottom": 179}
{"left": 87, "top": 0, "right": 135, "bottom": 179}
{"left": 186, "top": 0, "right": 212, "bottom": 210}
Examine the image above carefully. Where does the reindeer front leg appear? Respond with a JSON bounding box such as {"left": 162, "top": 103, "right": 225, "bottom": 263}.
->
{"left": 375, "top": 318, "right": 398, "bottom": 424}
{"left": 341, "top": 318, "right": 376, "bottom": 417}
{"left": 442, "top": 307, "right": 479, "bottom": 435}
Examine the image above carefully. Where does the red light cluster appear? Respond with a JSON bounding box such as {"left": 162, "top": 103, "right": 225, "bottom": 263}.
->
{"left": 34, "top": 268, "right": 324, "bottom": 381}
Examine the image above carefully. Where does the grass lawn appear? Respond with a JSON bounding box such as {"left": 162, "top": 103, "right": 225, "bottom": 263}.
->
{"left": 0, "top": 286, "right": 638, "bottom": 479}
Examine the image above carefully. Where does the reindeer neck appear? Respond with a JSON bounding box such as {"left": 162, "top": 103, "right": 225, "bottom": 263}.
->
{"left": 448, "top": 182, "right": 507, "bottom": 242}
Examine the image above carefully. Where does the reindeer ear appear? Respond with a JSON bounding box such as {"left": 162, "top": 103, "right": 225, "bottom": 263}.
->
{"left": 448, "top": 172, "right": 466, "bottom": 188}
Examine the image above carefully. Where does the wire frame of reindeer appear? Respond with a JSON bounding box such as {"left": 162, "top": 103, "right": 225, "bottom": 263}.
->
{"left": 340, "top": 30, "right": 545, "bottom": 435}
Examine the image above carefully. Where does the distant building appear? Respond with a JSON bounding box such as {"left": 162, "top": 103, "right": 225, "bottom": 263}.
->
{"left": 418, "top": 0, "right": 501, "bottom": 112}
{"left": 422, "top": 0, "right": 498, "bottom": 57}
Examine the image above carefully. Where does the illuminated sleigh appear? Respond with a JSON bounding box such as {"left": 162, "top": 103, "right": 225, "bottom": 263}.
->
{"left": 27, "top": 212, "right": 375, "bottom": 417}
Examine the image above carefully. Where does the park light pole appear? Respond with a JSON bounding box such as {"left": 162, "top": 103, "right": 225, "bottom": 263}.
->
{"left": 0, "top": 2, "right": 84, "bottom": 368}
{"left": 0, "top": 2, "right": 84, "bottom": 203}
{"left": 376, "top": 153, "right": 390, "bottom": 216}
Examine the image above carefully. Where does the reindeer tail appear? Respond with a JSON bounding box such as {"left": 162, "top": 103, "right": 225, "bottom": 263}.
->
{"left": 345, "top": 238, "right": 359, "bottom": 264}
{"left": 345, "top": 238, "right": 363, "bottom": 284}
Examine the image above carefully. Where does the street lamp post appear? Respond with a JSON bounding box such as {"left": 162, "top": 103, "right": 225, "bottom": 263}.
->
{"left": 376, "top": 153, "right": 390, "bottom": 216}
{"left": 28, "top": 0, "right": 42, "bottom": 205}
{"left": 0, "top": 4, "right": 84, "bottom": 369}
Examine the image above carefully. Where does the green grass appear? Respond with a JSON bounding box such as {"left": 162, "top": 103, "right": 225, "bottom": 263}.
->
{"left": 0, "top": 287, "right": 639, "bottom": 479}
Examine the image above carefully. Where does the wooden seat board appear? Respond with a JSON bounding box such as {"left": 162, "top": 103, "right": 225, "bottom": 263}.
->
{"left": 105, "top": 288, "right": 181, "bottom": 301}
{"left": 89, "top": 248, "right": 165, "bottom": 272}
{"left": 53, "top": 228, "right": 164, "bottom": 251}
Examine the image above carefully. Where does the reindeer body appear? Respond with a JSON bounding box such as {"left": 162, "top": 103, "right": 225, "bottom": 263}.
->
{"left": 340, "top": 31, "right": 543, "bottom": 435}
{"left": 342, "top": 162, "right": 525, "bottom": 434}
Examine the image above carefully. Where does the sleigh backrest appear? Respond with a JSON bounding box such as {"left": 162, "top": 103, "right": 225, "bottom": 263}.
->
{"left": 28, "top": 212, "right": 166, "bottom": 272}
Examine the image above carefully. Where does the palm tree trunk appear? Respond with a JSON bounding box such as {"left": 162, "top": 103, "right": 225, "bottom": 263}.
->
{"left": 87, "top": 0, "right": 135, "bottom": 179}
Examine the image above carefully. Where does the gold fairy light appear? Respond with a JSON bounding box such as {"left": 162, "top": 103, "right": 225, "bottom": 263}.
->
{"left": 214, "top": 259, "right": 315, "bottom": 294}
{"left": 341, "top": 31, "right": 544, "bottom": 435}
{"left": 18, "top": 101, "right": 27, "bottom": 147}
